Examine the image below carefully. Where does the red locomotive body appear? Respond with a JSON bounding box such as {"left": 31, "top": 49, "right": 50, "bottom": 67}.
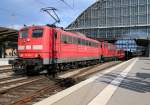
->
{"left": 18, "top": 26, "right": 50, "bottom": 59}
{"left": 11, "top": 25, "right": 124, "bottom": 75}
{"left": 116, "top": 49, "right": 125, "bottom": 59}
{"left": 18, "top": 26, "right": 101, "bottom": 63}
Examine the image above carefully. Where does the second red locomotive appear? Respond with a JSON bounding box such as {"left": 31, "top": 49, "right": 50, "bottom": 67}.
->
{"left": 11, "top": 25, "right": 125, "bottom": 75}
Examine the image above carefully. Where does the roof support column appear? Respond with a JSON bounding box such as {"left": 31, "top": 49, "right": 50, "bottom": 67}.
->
{"left": 1, "top": 42, "right": 6, "bottom": 58}
{"left": 148, "top": 40, "right": 150, "bottom": 57}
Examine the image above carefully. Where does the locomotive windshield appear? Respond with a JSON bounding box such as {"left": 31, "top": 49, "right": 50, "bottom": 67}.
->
{"left": 32, "top": 29, "right": 43, "bottom": 38}
{"left": 20, "top": 30, "right": 28, "bottom": 38}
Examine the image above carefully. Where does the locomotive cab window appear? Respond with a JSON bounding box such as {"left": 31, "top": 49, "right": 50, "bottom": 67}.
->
{"left": 61, "top": 34, "right": 67, "bottom": 44}
{"left": 20, "top": 30, "right": 28, "bottom": 38}
{"left": 82, "top": 39, "right": 85, "bottom": 45}
{"left": 68, "top": 36, "right": 72, "bottom": 44}
{"left": 78, "top": 38, "right": 81, "bottom": 44}
{"left": 32, "top": 29, "right": 43, "bottom": 38}
{"left": 72, "top": 37, "right": 77, "bottom": 44}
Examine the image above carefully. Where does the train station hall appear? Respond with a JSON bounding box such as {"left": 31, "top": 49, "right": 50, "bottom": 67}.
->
{"left": 0, "top": 0, "right": 150, "bottom": 105}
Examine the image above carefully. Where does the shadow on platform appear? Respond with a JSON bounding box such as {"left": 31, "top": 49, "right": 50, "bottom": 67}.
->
{"left": 141, "top": 68, "right": 150, "bottom": 70}
{"left": 100, "top": 72, "right": 150, "bottom": 93}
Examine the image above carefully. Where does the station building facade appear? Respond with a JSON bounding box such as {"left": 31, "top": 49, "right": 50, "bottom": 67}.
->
{"left": 66, "top": 0, "right": 150, "bottom": 56}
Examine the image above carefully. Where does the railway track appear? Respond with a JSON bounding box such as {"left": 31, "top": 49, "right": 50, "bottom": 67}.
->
{"left": 0, "top": 69, "right": 12, "bottom": 74}
{"left": 0, "top": 65, "right": 13, "bottom": 80}
{"left": 0, "top": 76, "right": 62, "bottom": 105}
{"left": 0, "top": 65, "right": 12, "bottom": 71}
{"left": 0, "top": 72, "right": 14, "bottom": 80}
{"left": 58, "top": 61, "right": 121, "bottom": 79}
{"left": 25, "top": 61, "right": 122, "bottom": 105}
{"left": 0, "top": 61, "right": 122, "bottom": 105}
{"left": 0, "top": 65, "right": 62, "bottom": 105}
{"left": 0, "top": 65, "right": 12, "bottom": 68}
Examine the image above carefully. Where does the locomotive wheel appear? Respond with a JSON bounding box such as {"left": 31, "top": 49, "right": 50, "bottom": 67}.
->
{"left": 26, "top": 66, "right": 39, "bottom": 76}
{"left": 47, "top": 64, "right": 57, "bottom": 78}
{"left": 13, "top": 63, "right": 27, "bottom": 75}
{"left": 59, "top": 64, "right": 65, "bottom": 71}
{"left": 73, "top": 62, "right": 78, "bottom": 69}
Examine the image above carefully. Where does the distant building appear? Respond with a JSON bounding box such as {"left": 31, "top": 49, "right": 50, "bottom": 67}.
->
{"left": 66, "top": 0, "right": 150, "bottom": 56}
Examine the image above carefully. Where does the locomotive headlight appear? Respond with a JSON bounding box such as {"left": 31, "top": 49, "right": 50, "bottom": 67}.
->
{"left": 26, "top": 45, "right": 31, "bottom": 50}
{"left": 18, "top": 46, "right": 25, "bottom": 50}
{"left": 32, "top": 45, "right": 43, "bottom": 50}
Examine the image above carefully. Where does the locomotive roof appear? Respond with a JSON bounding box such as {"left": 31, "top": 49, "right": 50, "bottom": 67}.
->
{"left": 20, "top": 25, "right": 45, "bottom": 30}
{"left": 19, "top": 25, "right": 99, "bottom": 43}
{"left": 57, "top": 28, "right": 99, "bottom": 43}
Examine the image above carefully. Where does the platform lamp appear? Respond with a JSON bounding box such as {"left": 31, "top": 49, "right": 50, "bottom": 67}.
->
{"left": 1, "top": 42, "right": 7, "bottom": 58}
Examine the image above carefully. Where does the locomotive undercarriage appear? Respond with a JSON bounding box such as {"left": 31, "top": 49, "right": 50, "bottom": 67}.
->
{"left": 11, "top": 58, "right": 44, "bottom": 75}
{"left": 11, "top": 58, "right": 101, "bottom": 76}
{"left": 47, "top": 59, "right": 101, "bottom": 77}
{"left": 11, "top": 56, "right": 119, "bottom": 76}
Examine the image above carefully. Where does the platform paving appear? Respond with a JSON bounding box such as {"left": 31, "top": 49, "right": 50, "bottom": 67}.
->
{"left": 106, "top": 57, "right": 150, "bottom": 105}
{"left": 0, "top": 58, "right": 14, "bottom": 65}
{"left": 34, "top": 57, "right": 150, "bottom": 105}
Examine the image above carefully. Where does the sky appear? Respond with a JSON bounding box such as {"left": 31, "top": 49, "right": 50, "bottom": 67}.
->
{"left": 0, "top": 0, "right": 96, "bottom": 29}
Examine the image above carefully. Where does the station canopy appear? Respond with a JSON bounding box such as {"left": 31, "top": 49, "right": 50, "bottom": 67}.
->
{"left": 0, "top": 27, "right": 18, "bottom": 43}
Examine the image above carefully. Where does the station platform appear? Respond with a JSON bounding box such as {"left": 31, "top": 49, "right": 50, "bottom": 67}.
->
{"left": 0, "top": 58, "right": 14, "bottom": 66}
{"left": 34, "top": 57, "right": 150, "bottom": 105}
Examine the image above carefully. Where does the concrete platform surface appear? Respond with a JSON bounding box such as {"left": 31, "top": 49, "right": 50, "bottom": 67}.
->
{"left": 0, "top": 58, "right": 14, "bottom": 65}
{"left": 34, "top": 57, "right": 150, "bottom": 105}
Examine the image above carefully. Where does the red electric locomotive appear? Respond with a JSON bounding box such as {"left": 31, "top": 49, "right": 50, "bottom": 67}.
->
{"left": 11, "top": 25, "right": 124, "bottom": 75}
{"left": 12, "top": 25, "right": 102, "bottom": 75}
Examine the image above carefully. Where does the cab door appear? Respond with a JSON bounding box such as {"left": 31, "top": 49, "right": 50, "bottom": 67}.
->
{"left": 51, "top": 29, "right": 59, "bottom": 64}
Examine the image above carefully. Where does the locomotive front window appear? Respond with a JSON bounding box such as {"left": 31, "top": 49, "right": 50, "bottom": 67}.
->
{"left": 20, "top": 30, "right": 28, "bottom": 38}
{"left": 32, "top": 29, "right": 43, "bottom": 38}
